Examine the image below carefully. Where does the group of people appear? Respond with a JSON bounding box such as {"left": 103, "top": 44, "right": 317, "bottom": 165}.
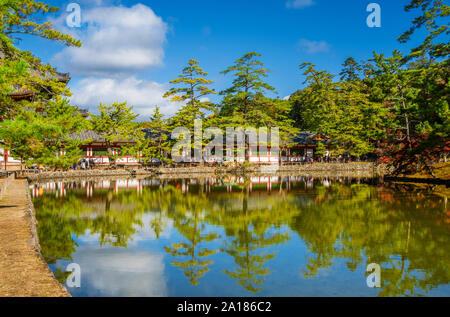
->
{"left": 73, "top": 158, "right": 95, "bottom": 170}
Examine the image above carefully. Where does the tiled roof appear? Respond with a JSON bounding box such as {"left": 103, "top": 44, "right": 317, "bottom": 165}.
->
{"left": 69, "top": 130, "right": 138, "bottom": 143}
{"left": 293, "top": 132, "right": 318, "bottom": 144}
{"left": 69, "top": 131, "right": 105, "bottom": 142}
{"left": 143, "top": 129, "right": 326, "bottom": 145}
{"left": 69, "top": 129, "right": 329, "bottom": 146}
{"left": 142, "top": 129, "right": 171, "bottom": 140}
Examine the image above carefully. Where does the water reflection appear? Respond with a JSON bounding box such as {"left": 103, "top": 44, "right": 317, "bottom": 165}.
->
{"left": 31, "top": 176, "right": 450, "bottom": 297}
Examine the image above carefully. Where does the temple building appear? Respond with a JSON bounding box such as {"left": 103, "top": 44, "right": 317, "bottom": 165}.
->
{"left": 70, "top": 130, "right": 328, "bottom": 166}
{"left": 2, "top": 124, "right": 329, "bottom": 169}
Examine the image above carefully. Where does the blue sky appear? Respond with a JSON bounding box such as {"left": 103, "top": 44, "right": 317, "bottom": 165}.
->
{"left": 17, "top": 0, "right": 427, "bottom": 118}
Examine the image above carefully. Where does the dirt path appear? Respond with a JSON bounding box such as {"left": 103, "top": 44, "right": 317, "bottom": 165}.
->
{"left": 0, "top": 179, "right": 70, "bottom": 297}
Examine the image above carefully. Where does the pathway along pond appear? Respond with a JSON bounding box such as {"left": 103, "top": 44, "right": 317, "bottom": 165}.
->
{"left": 30, "top": 176, "right": 450, "bottom": 297}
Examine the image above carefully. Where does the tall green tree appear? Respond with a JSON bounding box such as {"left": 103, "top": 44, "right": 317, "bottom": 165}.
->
{"left": 125, "top": 106, "right": 172, "bottom": 166}
{"left": 0, "top": 114, "right": 49, "bottom": 170}
{"left": 368, "top": 51, "right": 420, "bottom": 152}
{"left": 386, "top": 0, "right": 450, "bottom": 174}
{"left": 339, "top": 57, "right": 362, "bottom": 82}
{"left": 218, "top": 52, "right": 298, "bottom": 162}
{"left": 297, "top": 62, "right": 387, "bottom": 157}
{"left": 0, "top": 98, "right": 88, "bottom": 170}
{"left": 219, "top": 52, "right": 275, "bottom": 123}
{"left": 145, "top": 106, "right": 171, "bottom": 164}
{"left": 0, "top": 0, "right": 81, "bottom": 119}
{"left": 164, "top": 59, "right": 216, "bottom": 130}
{"left": 35, "top": 98, "right": 89, "bottom": 170}
{"left": 91, "top": 102, "right": 139, "bottom": 166}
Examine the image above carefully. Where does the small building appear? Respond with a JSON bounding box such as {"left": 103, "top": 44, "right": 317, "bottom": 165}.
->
{"left": 70, "top": 131, "right": 140, "bottom": 166}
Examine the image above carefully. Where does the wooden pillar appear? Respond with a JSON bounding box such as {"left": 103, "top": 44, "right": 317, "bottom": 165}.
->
{"left": 4, "top": 149, "right": 8, "bottom": 170}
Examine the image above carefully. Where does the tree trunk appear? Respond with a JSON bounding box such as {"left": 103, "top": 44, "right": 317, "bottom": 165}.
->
{"left": 400, "top": 88, "right": 412, "bottom": 151}
{"left": 106, "top": 142, "right": 115, "bottom": 167}
{"left": 244, "top": 134, "right": 250, "bottom": 164}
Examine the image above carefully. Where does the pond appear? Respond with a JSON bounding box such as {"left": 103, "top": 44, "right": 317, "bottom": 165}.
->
{"left": 30, "top": 176, "right": 450, "bottom": 297}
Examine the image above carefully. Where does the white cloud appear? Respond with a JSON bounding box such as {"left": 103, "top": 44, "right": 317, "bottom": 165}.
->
{"left": 286, "top": 0, "right": 315, "bottom": 9}
{"left": 297, "top": 38, "right": 331, "bottom": 54}
{"left": 65, "top": 247, "right": 168, "bottom": 297}
{"left": 70, "top": 76, "right": 182, "bottom": 118}
{"left": 283, "top": 95, "right": 291, "bottom": 100}
{"left": 74, "top": 0, "right": 105, "bottom": 6}
{"left": 54, "top": 4, "right": 168, "bottom": 76}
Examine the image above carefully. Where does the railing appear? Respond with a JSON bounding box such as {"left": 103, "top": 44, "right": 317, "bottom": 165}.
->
{"left": 84, "top": 156, "right": 140, "bottom": 165}
{"left": 0, "top": 172, "right": 15, "bottom": 200}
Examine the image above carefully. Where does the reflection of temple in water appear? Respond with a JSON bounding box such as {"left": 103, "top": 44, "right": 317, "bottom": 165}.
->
{"left": 29, "top": 176, "right": 374, "bottom": 198}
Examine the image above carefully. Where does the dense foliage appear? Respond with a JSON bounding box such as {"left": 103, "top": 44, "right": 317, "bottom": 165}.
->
{"left": 0, "top": 0, "right": 448, "bottom": 174}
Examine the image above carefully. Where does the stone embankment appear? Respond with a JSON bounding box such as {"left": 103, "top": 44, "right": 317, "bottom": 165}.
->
{"left": 0, "top": 178, "right": 70, "bottom": 297}
{"left": 26, "top": 162, "right": 386, "bottom": 182}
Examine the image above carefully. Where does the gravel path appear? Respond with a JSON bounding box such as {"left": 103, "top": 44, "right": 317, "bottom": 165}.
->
{"left": 0, "top": 179, "right": 70, "bottom": 297}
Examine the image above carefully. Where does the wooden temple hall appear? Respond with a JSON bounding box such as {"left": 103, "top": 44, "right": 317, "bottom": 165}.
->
{"left": 2, "top": 128, "right": 328, "bottom": 169}
{"left": 67, "top": 130, "right": 328, "bottom": 167}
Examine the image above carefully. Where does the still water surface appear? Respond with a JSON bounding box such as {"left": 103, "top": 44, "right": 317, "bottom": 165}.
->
{"left": 31, "top": 176, "right": 450, "bottom": 297}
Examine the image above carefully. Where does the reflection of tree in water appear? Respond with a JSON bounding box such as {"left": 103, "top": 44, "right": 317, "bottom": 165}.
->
{"left": 150, "top": 209, "right": 165, "bottom": 239}
{"left": 164, "top": 192, "right": 218, "bottom": 286}
{"left": 33, "top": 193, "right": 86, "bottom": 284}
{"left": 210, "top": 181, "right": 293, "bottom": 293}
{"left": 90, "top": 181, "right": 144, "bottom": 247}
{"left": 289, "top": 183, "right": 450, "bottom": 296}
{"left": 33, "top": 193, "right": 91, "bottom": 264}
{"left": 34, "top": 181, "right": 149, "bottom": 260}
{"left": 33, "top": 178, "right": 450, "bottom": 296}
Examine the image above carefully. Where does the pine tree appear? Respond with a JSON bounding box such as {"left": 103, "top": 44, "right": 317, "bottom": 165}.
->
{"left": 398, "top": 0, "right": 449, "bottom": 60}
{"left": 164, "top": 59, "right": 216, "bottom": 130}
{"left": 339, "top": 57, "right": 362, "bottom": 82}
{"left": 0, "top": 98, "right": 88, "bottom": 170}
{"left": 219, "top": 52, "right": 275, "bottom": 122}
{"left": 137, "top": 106, "right": 172, "bottom": 166}
{"left": 91, "top": 102, "right": 139, "bottom": 166}
{"left": 218, "top": 52, "right": 298, "bottom": 163}
{"left": 297, "top": 62, "right": 387, "bottom": 157}
{"left": 0, "top": 0, "right": 81, "bottom": 119}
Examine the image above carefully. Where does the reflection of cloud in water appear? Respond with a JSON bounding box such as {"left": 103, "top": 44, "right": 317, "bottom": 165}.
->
{"left": 70, "top": 247, "right": 168, "bottom": 297}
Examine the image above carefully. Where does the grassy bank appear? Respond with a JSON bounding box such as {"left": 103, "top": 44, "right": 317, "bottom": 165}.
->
{"left": 397, "top": 162, "right": 450, "bottom": 180}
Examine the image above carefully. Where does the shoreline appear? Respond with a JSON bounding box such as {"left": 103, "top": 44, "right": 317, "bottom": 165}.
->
{"left": 24, "top": 181, "right": 72, "bottom": 296}
{"left": 384, "top": 176, "right": 449, "bottom": 186}
{"left": 25, "top": 162, "right": 386, "bottom": 182}
{"left": 23, "top": 162, "right": 450, "bottom": 186}
{"left": 0, "top": 179, "right": 70, "bottom": 297}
